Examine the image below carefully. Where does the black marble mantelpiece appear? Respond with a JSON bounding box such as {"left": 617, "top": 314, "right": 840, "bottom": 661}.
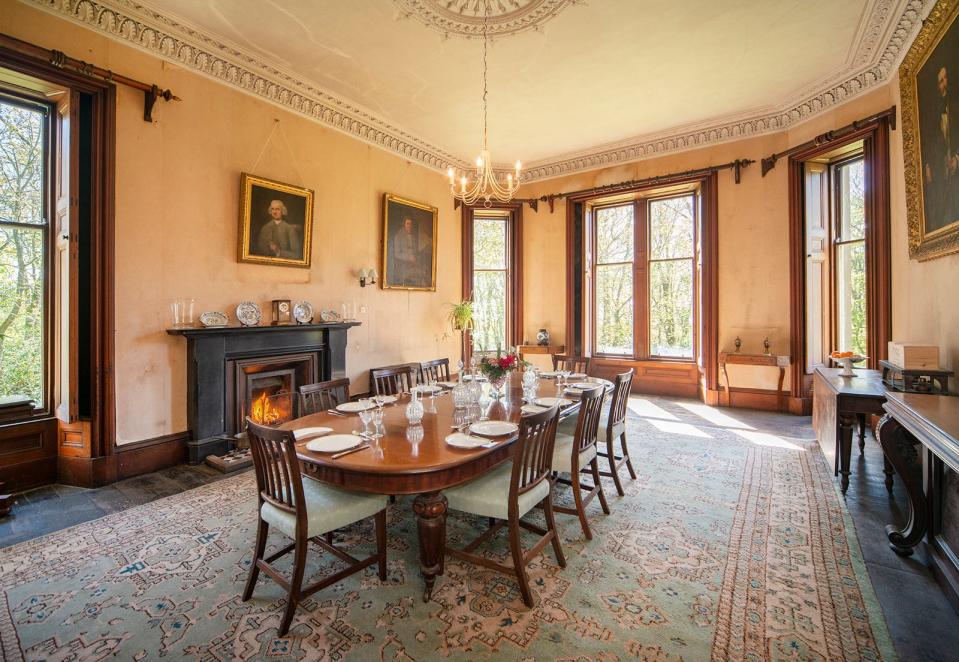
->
{"left": 168, "top": 322, "right": 360, "bottom": 462}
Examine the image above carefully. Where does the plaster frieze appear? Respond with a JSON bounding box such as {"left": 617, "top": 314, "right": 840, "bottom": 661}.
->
{"left": 23, "top": 0, "right": 928, "bottom": 182}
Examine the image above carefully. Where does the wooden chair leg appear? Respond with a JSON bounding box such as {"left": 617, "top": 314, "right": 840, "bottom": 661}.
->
{"left": 242, "top": 519, "right": 269, "bottom": 601}
{"left": 375, "top": 509, "right": 388, "bottom": 581}
{"left": 571, "top": 466, "right": 593, "bottom": 541}
{"left": 591, "top": 458, "right": 610, "bottom": 515}
{"left": 620, "top": 433, "right": 637, "bottom": 480}
{"left": 607, "top": 438, "right": 626, "bottom": 496}
{"left": 278, "top": 537, "right": 307, "bottom": 637}
{"left": 508, "top": 517, "right": 534, "bottom": 608}
{"left": 543, "top": 496, "right": 566, "bottom": 568}
{"left": 325, "top": 531, "right": 334, "bottom": 545}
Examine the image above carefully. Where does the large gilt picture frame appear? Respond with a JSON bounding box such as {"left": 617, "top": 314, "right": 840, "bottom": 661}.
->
{"left": 901, "top": 0, "right": 959, "bottom": 261}
{"left": 238, "top": 173, "right": 314, "bottom": 268}
{"left": 381, "top": 193, "right": 438, "bottom": 291}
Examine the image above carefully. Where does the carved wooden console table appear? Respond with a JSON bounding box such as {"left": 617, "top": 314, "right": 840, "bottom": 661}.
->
{"left": 878, "top": 393, "right": 959, "bottom": 610}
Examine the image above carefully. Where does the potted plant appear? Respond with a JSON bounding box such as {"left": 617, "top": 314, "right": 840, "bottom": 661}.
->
{"left": 446, "top": 300, "right": 474, "bottom": 369}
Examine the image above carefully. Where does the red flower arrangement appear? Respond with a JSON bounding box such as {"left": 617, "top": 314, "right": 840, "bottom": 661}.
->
{"left": 479, "top": 349, "right": 526, "bottom": 381}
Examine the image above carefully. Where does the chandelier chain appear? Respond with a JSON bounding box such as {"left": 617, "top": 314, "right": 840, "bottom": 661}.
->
{"left": 482, "top": 3, "right": 488, "bottom": 149}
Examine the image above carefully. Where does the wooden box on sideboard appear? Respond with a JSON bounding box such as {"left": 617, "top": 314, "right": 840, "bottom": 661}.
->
{"left": 888, "top": 342, "right": 940, "bottom": 370}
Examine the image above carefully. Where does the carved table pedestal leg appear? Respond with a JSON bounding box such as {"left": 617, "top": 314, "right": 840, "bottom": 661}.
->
{"left": 0, "top": 482, "right": 11, "bottom": 517}
{"left": 837, "top": 413, "right": 856, "bottom": 494}
{"left": 413, "top": 491, "right": 448, "bottom": 602}
{"left": 876, "top": 413, "right": 927, "bottom": 556}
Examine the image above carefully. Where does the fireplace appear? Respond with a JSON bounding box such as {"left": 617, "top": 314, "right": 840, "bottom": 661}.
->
{"left": 228, "top": 353, "right": 315, "bottom": 436}
{"left": 167, "top": 322, "right": 359, "bottom": 463}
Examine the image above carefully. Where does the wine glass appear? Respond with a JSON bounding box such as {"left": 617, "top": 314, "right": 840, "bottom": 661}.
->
{"left": 358, "top": 399, "right": 373, "bottom": 436}
{"left": 371, "top": 404, "right": 385, "bottom": 439}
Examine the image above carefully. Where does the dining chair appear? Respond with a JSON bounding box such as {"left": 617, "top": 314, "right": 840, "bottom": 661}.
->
{"left": 596, "top": 369, "right": 636, "bottom": 496}
{"left": 444, "top": 405, "right": 566, "bottom": 608}
{"left": 298, "top": 378, "right": 351, "bottom": 415}
{"left": 242, "top": 418, "right": 388, "bottom": 636}
{"left": 550, "top": 385, "right": 610, "bottom": 540}
{"left": 552, "top": 354, "right": 590, "bottom": 374}
{"left": 419, "top": 358, "right": 451, "bottom": 383}
{"left": 370, "top": 363, "right": 418, "bottom": 396}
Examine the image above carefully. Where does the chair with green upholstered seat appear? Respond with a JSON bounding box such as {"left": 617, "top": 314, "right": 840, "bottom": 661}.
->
{"left": 243, "top": 418, "right": 388, "bottom": 636}
{"left": 550, "top": 384, "right": 610, "bottom": 539}
{"left": 444, "top": 405, "right": 566, "bottom": 608}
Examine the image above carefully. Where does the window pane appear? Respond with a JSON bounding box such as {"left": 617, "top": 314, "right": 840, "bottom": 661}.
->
{"left": 838, "top": 159, "right": 865, "bottom": 240}
{"left": 649, "top": 260, "right": 693, "bottom": 358}
{"left": 473, "top": 216, "right": 506, "bottom": 269}
{"left": 0, "top": 102, "right": 45, "bottom": 226}
{"left": 595, "top": 205, "right": 633, "bottom": 263}
{"left": 836, "top": 241, "right": 867, "bottom": 356}
{"left": 649, "top": 195, "right": 694, "bottom": 259}
{"left": 0, "top": 225, "right": 45, "bottom": 406}
{"left": 595, "top": 263, "right": 633, "bottom": 355}
{"left": 472, "top": 271, "right": 506, "bottom": 352}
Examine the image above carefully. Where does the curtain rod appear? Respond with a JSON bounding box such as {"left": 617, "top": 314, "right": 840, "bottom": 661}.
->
{"left": 511, "top": 158, "right": 753, "bottom": 213}
{"left": 760, "top": 105, "right": 896, "bottom": 176}
{"left": 0, "top": 33, "right": 180, "bottom": 122}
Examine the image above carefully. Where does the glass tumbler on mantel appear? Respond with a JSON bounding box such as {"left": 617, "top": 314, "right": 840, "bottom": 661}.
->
{"left": 171, "top": 298, "right": 195, "bottom": 328}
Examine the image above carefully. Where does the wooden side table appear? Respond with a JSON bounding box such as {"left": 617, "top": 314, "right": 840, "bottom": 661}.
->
{"left": 517, "top": 344, "right": 565, "bottom": 360}
{"left": 718, "top": 351, "right": 790, "bottom": 409}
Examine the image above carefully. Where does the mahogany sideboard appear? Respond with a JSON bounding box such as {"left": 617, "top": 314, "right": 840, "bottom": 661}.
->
{"left": 877, "top": 393, "right": 959, "bottom": 611}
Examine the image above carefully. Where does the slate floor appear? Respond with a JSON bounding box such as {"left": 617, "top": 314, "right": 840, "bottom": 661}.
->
{"left": 1, "top": 406, "right": 958, "bottom": 660}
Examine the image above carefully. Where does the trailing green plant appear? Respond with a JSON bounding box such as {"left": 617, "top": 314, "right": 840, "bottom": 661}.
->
{"left": 446, "top": 299, "right": 474, "bottom": 332}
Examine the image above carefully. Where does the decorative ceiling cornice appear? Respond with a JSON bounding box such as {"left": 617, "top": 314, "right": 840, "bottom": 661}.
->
{"left": 21, "top": 0, "right": 928, "bottom": 183}
{"left": 393, "top": 0, "right": 581, "bottom": 38}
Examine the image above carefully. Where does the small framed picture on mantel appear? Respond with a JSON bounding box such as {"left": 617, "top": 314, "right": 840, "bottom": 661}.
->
{"left": 238, "top": 173, "right": 314, "bottom": 268}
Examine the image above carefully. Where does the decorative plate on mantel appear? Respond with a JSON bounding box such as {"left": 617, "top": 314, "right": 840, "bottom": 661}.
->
{"left": 235, "top": 302, "right": 261, "bottom": 327}
{"left": 199, "top": 311, "right": 228, "bottom": 328}
{"left": 293, "top": 301, "right": 314, "bottom": 324}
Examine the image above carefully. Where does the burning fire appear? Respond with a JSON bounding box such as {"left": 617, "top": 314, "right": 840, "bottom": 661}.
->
{"left": 250, "top": 391, "right": 283, "bottom": 425}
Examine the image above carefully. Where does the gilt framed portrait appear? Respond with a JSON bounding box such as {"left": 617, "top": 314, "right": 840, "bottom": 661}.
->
{"left": 901, "top": 0, "right": 959, "bottom": 260}
{"left": 238, "top": 173, "right": 314, "bottom": 268}
{"left": 381, "top": 193, "right": 438, "bottom": 291}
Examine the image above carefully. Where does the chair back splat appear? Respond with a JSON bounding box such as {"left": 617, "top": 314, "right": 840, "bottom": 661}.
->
{"left": 574, "top": 385, "right": 607, "bottom": 454}
{"left": 420, "top": 358, "right": 451, "bottom": 383}
{"left": 510, "top": 405, "right": 560, "bottom": 513}
{"left": 608, "top": 369, "right": 634, "bottom": 436}
{"left": 552, "top": 354, "right": 590, "bottom": 374}
{"left": 299, "top": 378, "right": 350, "bottom": 415}
{"left": 246, "top": 418, "right": 304, "bottom": 522}
{"left": 370, "top": 364, "right": 418, "bottom": 396}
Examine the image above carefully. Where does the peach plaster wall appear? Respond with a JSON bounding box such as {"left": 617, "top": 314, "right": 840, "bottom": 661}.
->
{"left": 1, "top": 3, "right": 461, "bottom": 445}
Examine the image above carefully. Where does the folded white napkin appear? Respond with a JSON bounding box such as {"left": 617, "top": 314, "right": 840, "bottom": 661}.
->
{"left": 445, "top": 432, "right": 489, "bottom": 448}
{"left": 521, "top": 404, "right": 548, "bottom": 414}
{"left": 293, "top": 426, "right": 332, "bottom": 441}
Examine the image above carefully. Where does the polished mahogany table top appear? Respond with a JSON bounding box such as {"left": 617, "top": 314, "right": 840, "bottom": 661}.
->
{"left": 281, "top": 372, "right": 611, "bottom": 494}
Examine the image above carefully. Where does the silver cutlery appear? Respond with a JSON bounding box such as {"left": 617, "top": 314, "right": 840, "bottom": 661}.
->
{"left": 331, "top": 444, "right": 370, "bottom": 460}
{"left": 326, "top": 409, "right": 348, "bottom": 417}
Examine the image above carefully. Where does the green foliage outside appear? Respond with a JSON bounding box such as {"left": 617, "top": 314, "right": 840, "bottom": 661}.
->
{"left": 838, "top": 160, "right": 867, "bottom": 356}
{"left": 0, "top": 101, "right": 45, "bottom": 406}
{"left": 472, "top": 216, "right": 507, "bottom": 352}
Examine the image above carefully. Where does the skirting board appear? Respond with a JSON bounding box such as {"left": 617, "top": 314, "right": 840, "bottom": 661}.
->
{"left": 57, "top": 431, "right": 189, "bottom": 488}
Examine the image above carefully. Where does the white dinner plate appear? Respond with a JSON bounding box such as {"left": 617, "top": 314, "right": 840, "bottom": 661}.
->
{"left": 568, "top": 373, "right": 587, "bottom": 380}
{"left": 413, "top": 384, "right": 444, "bottom": 394}
{"left": 305, "top": 434, "right": 364, "bottom": 453}
{"left": 521, "top": 404, "right": 548, "bottom": 415}
{"left": 438, "top": 381, "right": 458, "bottom": 388}
{"left": 571, "top": 382, "right": 597, "bottom": 389}
{"left": 469, "top": 420, "right": 519, "bottom": 437}
{"left": 539, "top": 371, "right": 560, "bottom": 378}
{"left": 293, "top": 426, "right": 333, "bottom": 441}
{"left": 462, "top": 374, "right": 487, "bottom": 381}
{"left": 534, "top": 397, "right": 572, "bottom": 408}
{"left": 336, "top": 401, "right": 375, "bottom": 413}
{"left": 372, "top": 395, "right": 397, "bottom": 405}
{"left": 445, "top": 432, "right": 492, "bottom": 449}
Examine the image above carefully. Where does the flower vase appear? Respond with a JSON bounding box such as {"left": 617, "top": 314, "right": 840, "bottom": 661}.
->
{"left": 488, "top": 375, "right": 508, "bottom": 399}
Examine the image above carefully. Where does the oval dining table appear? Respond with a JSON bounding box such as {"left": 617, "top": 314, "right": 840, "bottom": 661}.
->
{"left": 281, "top": 371, "right": 612, "bottom": 601}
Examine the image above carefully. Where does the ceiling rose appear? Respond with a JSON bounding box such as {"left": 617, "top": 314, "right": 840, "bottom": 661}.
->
{"left": 394, "top": 0, "right": 580, "bottom": 38}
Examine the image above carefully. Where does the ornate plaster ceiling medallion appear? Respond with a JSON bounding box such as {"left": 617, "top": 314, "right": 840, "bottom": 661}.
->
{"left": 394, "top": 0, "right": 579, "bottom": 38}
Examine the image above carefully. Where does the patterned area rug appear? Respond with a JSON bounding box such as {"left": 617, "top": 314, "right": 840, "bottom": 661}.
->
{"left": 0, "top": 398, "right": 895, "bottom": 661}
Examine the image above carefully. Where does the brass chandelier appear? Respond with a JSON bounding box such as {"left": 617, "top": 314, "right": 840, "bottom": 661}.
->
{"left": 447, "top": 4, "right": 521, "bottom": 206}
